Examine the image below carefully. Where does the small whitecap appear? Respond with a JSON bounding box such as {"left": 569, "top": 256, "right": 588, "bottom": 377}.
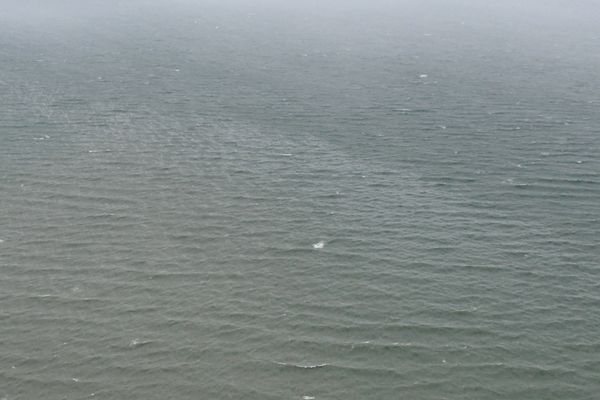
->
{"left": 129, "top": 338, "right": 146, "bottom": 347}
{"left": 419, "top": 74, "right": 428, "bottom": 78}
{"left": 72, "top": 378, "right": 79, "bottom": 382}
{"left": 275, "top": 361, "right": 328, "bottom": 369}
{"left": 312, "top": 241, "right": 324, "bottom": 249}
{"left": 576, "top": 160, "right": 582, "bottom": 164}
{"left": 303, "top": 397, "right": 315, "bottom": 400}
{"left": 0, "top": 239, "right": 4, "bottom": 243}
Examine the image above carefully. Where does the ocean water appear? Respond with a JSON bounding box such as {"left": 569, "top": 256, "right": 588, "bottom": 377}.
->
{"left": 1, "top": 1, "right": 599, "bottom": 399}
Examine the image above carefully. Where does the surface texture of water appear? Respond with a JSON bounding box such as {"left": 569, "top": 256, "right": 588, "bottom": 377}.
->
{"left": 1, "top": 1, "right": 599, "bottom": 399}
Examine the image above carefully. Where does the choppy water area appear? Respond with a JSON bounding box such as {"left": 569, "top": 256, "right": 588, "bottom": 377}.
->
{"left": 1, "top": 0, "right": 599, "bottom": 398}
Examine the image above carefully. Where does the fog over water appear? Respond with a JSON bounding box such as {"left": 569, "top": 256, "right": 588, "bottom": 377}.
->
{"left": 1, "top": 1, "right": 599, "bottom": 399}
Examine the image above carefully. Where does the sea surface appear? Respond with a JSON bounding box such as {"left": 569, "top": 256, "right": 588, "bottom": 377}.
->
{"left": 1, "top": 1, "right": 599, "bottom": 399}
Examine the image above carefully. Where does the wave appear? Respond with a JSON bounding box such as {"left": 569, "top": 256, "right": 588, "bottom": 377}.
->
{"left": 273, "top": 361, "right": 329, "bottom": 369}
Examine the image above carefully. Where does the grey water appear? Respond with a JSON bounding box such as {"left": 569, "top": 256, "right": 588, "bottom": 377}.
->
{"left": 1, "top": 0, "right": 599, "bottom": 398}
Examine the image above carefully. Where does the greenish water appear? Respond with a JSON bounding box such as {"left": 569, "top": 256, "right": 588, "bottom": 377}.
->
{"left": 1, "top": 1, "right": 599, "bottom": 399}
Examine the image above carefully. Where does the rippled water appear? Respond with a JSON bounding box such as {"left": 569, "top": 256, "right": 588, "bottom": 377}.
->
{"left": 1, "top": 1, "right": 599, "bottom": 399}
